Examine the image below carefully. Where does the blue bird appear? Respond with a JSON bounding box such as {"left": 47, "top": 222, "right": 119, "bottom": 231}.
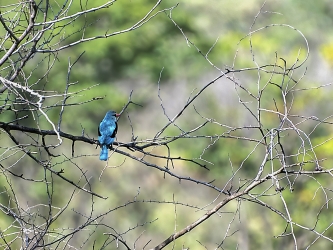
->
{"left": 98, "top": 111, "right": 120, "bottom": 161}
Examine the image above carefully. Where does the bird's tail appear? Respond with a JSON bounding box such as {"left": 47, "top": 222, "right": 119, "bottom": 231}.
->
{"left": 99, "top": 145, "right": 108, "bottom": 161}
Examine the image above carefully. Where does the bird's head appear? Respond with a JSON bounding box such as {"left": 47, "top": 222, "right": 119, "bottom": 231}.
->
{"left": 105, "top": 110, "right": 120, "bottom": 119}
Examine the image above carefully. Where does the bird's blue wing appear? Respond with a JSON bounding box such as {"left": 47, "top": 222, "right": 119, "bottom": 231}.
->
{"left": 111, "top": 122, "right": 118, "bottom": 138}
{"left": 98, "top": 117, "right": 117, "bottom": 145}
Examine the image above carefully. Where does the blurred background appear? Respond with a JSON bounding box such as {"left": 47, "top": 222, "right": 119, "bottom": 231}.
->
{"left": 1, "top": 0, "right": 333, "bottom": 249}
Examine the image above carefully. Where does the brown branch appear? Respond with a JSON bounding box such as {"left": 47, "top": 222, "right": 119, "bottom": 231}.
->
{"left": 151, "top": 192, "right": 241, "bottom": 250}
{"left": 4, "top": 129, "right": 107, "bottom": 200}
{"left": 0, "top": 1, "right": 37, "bottom": 67}
{"left": 0, "top": 11, "right": 19, "bottom": 43}
{"left": 0, "top": 121, "right": 96, "bottom": 145}
{"left": 151, "top": 169, "right": 279, "bottom": 249}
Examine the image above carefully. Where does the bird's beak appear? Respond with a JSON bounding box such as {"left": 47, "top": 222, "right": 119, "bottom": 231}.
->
{"left": 115, "top": 113, "right": 120, "bottom": 117}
